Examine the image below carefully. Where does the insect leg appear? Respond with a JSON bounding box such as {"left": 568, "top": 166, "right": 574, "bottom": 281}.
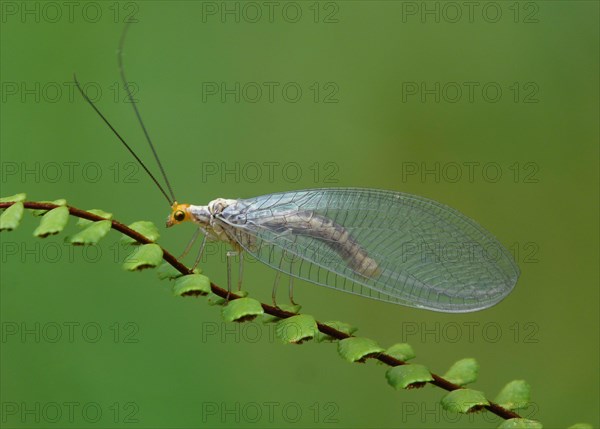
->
{"left": 288, "top": 275, "right": 298, "bottom": 306}
{"left": 271, "top": 251, "right": 287, "bottom": 307}
{"left": 179, "top": 227, "right": 201, "bottom": 260}
{"left": 237, "top": 252, "right": 244, "bottom": 291}
{"left": 191, "top": 234, "right": 208, "bottom": 270}
{"left": 226, "top": 250, "right": 239, "bottom": 301}
{"left": 272, "top": 270, "right": 281, "bottom": 307}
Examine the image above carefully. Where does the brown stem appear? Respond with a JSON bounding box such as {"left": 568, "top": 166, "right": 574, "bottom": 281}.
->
{"left": 1, "top": 201, "right": 521, "bottom": 420}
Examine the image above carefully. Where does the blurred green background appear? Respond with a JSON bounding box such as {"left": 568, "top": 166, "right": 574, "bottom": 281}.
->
{"left": 1, "top": 1, "right": 598, "bottom": 428}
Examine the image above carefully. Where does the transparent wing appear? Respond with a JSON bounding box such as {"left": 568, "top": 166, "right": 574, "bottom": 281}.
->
{"left": 218, "top": 188, "right": 519, "bottom": 312}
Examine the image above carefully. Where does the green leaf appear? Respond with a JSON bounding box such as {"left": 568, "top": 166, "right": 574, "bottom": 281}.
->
{"left": 68, "top": 220, "right": 111, "bottom": 245}
{"left": 222, "top": 297, "right": 264, "bottom": 322}
{"left": 208, "top": 291, "right": 248, "bottom": 306}
{"left": 31, "top": 199, "right": 67, "bottom": 216}
{"left": 76, "top": 209, "right": 113, "bottom": 227}
{"left": 498, "top": 418, "right": 543, "bottom": 429}
{"left": 0, "top": 193, "right": 26, "bottom": 203}
{"left": 494, "top": 380, "right": 531, "bottom": 410}
{"left": 33, "top": 206, "right": 69, "bottom": 238}
{"left": 337, "top": 337, "right": 384, "bottom": 363}
{"left": 0, "top": 202, "right": 24, "bottom": 231}
{"left": 567, "top": 424, "right": 593, "bottom": 429}
{"left": 157, "top": 262, "right": 184, "bottom": 279}
{"left": 276, "top": 314, "right": 318, "bottom": 344}
{"left": 173, "top": 274, "right": 211, "bottom": 296}
{"left": 120, "top": 221, "right": 160, "bottom": 245}
{"left": 208, "top": 295, "right": 226, "bottom": 306}
{"left": 384, "top": 343, "right": 416, "bottom": 361}
{"left": 157, "top": 262, "right": 200, "bottom": 280}
{"left": 122, "top": 244, "right": 163, "bottom": 271}
{"left": 443, "top": 358, "right": 479, "bottom": 386}
{"left": 315, "top": 321, "right": 357, "bottom": 343}
{"left": 440, "top": 389, "right": 489, "bottom": 413}
{"left": 262, "top": 304, "right": 302, "bottom": 323}
{"left": 386, "top": 364, "right": 433, "bottom": 389}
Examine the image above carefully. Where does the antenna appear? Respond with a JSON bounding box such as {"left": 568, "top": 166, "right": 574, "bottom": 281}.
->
{"left": 73, "top": 74, "right": 174, "bottom": 205}
{"left": 117, "top": 21, "right": 177, "bottom": 203}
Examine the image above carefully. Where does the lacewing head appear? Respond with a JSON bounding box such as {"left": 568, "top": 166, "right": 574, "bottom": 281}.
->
{"left": 166, "top": 203, "right": 192, "bottom": 228}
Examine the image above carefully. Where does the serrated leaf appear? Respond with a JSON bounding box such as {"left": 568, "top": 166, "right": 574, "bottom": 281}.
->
{"left": 173, "top": 274, "right": 211, "bottom": 296}
{"left": 262, "top": 304, "right": 302, "bottom": 323}
{"left": 77, "top": 209, "right": 113, "bottom": 227}
{"left": 315, "top": 320, "right": 357, "bottom": 343}
{"left": 33, "top": 206, "right": 69, "bottom": 238}
{"left": 31, "top": 199, "right": 67, "bottom": 216}
{"left": 441, "top": 389, "right": 489, "bottom": 413}
{"left": 0, "top": 193, "right": 26, "bottom": 203}
{"left": 68, "top": 220, "right": 111, "bottom": 245}
{"left": 384, "top": 343, "right": 416, "bottom": 361}
{"left": 276, "top": 314, "right": 318, "bottom": 344}
{"left": 222, "top": 297, "right": 264, "bottom": 322}
{"left": 120, "top": 221, "right": 160, "bottom": 245}
{"left": 494, "top": 380, "right": 531, "bottom": 410}
{"left": 443, "top": 358, "right": 479, "bottom": 386}
{"left": 122, "top": 243, "right": 163, "bottom": 271}
{"left": 0, "top": 202, "right": 24, "bottom": 231}
{"left": 386, "top": 364, "right": 433, "bottom": 389}
{"left": 338, "top": 337, "right": 384, "bottom": 363}
{"left": 498, "top": 418, "right": 543, "bottom": 429}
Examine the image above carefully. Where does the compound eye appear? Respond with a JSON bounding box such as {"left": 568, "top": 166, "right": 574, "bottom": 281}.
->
{"left": 174, "top": 210, "right": 185, "bottom": 222}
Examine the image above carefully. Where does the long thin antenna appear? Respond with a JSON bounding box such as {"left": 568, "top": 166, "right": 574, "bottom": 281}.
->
{"left": 73, "top": 74, "right": 174, "bottom": 205}
{"left": 117, "top": 21, "right": 177, "bottom": 203}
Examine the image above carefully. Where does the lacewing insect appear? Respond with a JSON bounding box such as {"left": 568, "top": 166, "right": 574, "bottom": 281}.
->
{"left": 74, "top": 23, "right": 519, "bottom": 313}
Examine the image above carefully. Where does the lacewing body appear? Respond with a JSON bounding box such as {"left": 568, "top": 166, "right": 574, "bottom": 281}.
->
{"left": 167, "top": 188, "right": 520, "bottom": 313}
{"left": 75, "top": 24, "right": 519, "bottom": 313}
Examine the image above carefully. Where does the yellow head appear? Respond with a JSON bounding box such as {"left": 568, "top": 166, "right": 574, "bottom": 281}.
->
{"left": 166, "top": 202, "right": 191, "bottom": 227}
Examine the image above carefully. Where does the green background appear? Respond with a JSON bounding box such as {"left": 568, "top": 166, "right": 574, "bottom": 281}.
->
{"left": 1, "top": 1, "right": 598, "bottom": 428}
